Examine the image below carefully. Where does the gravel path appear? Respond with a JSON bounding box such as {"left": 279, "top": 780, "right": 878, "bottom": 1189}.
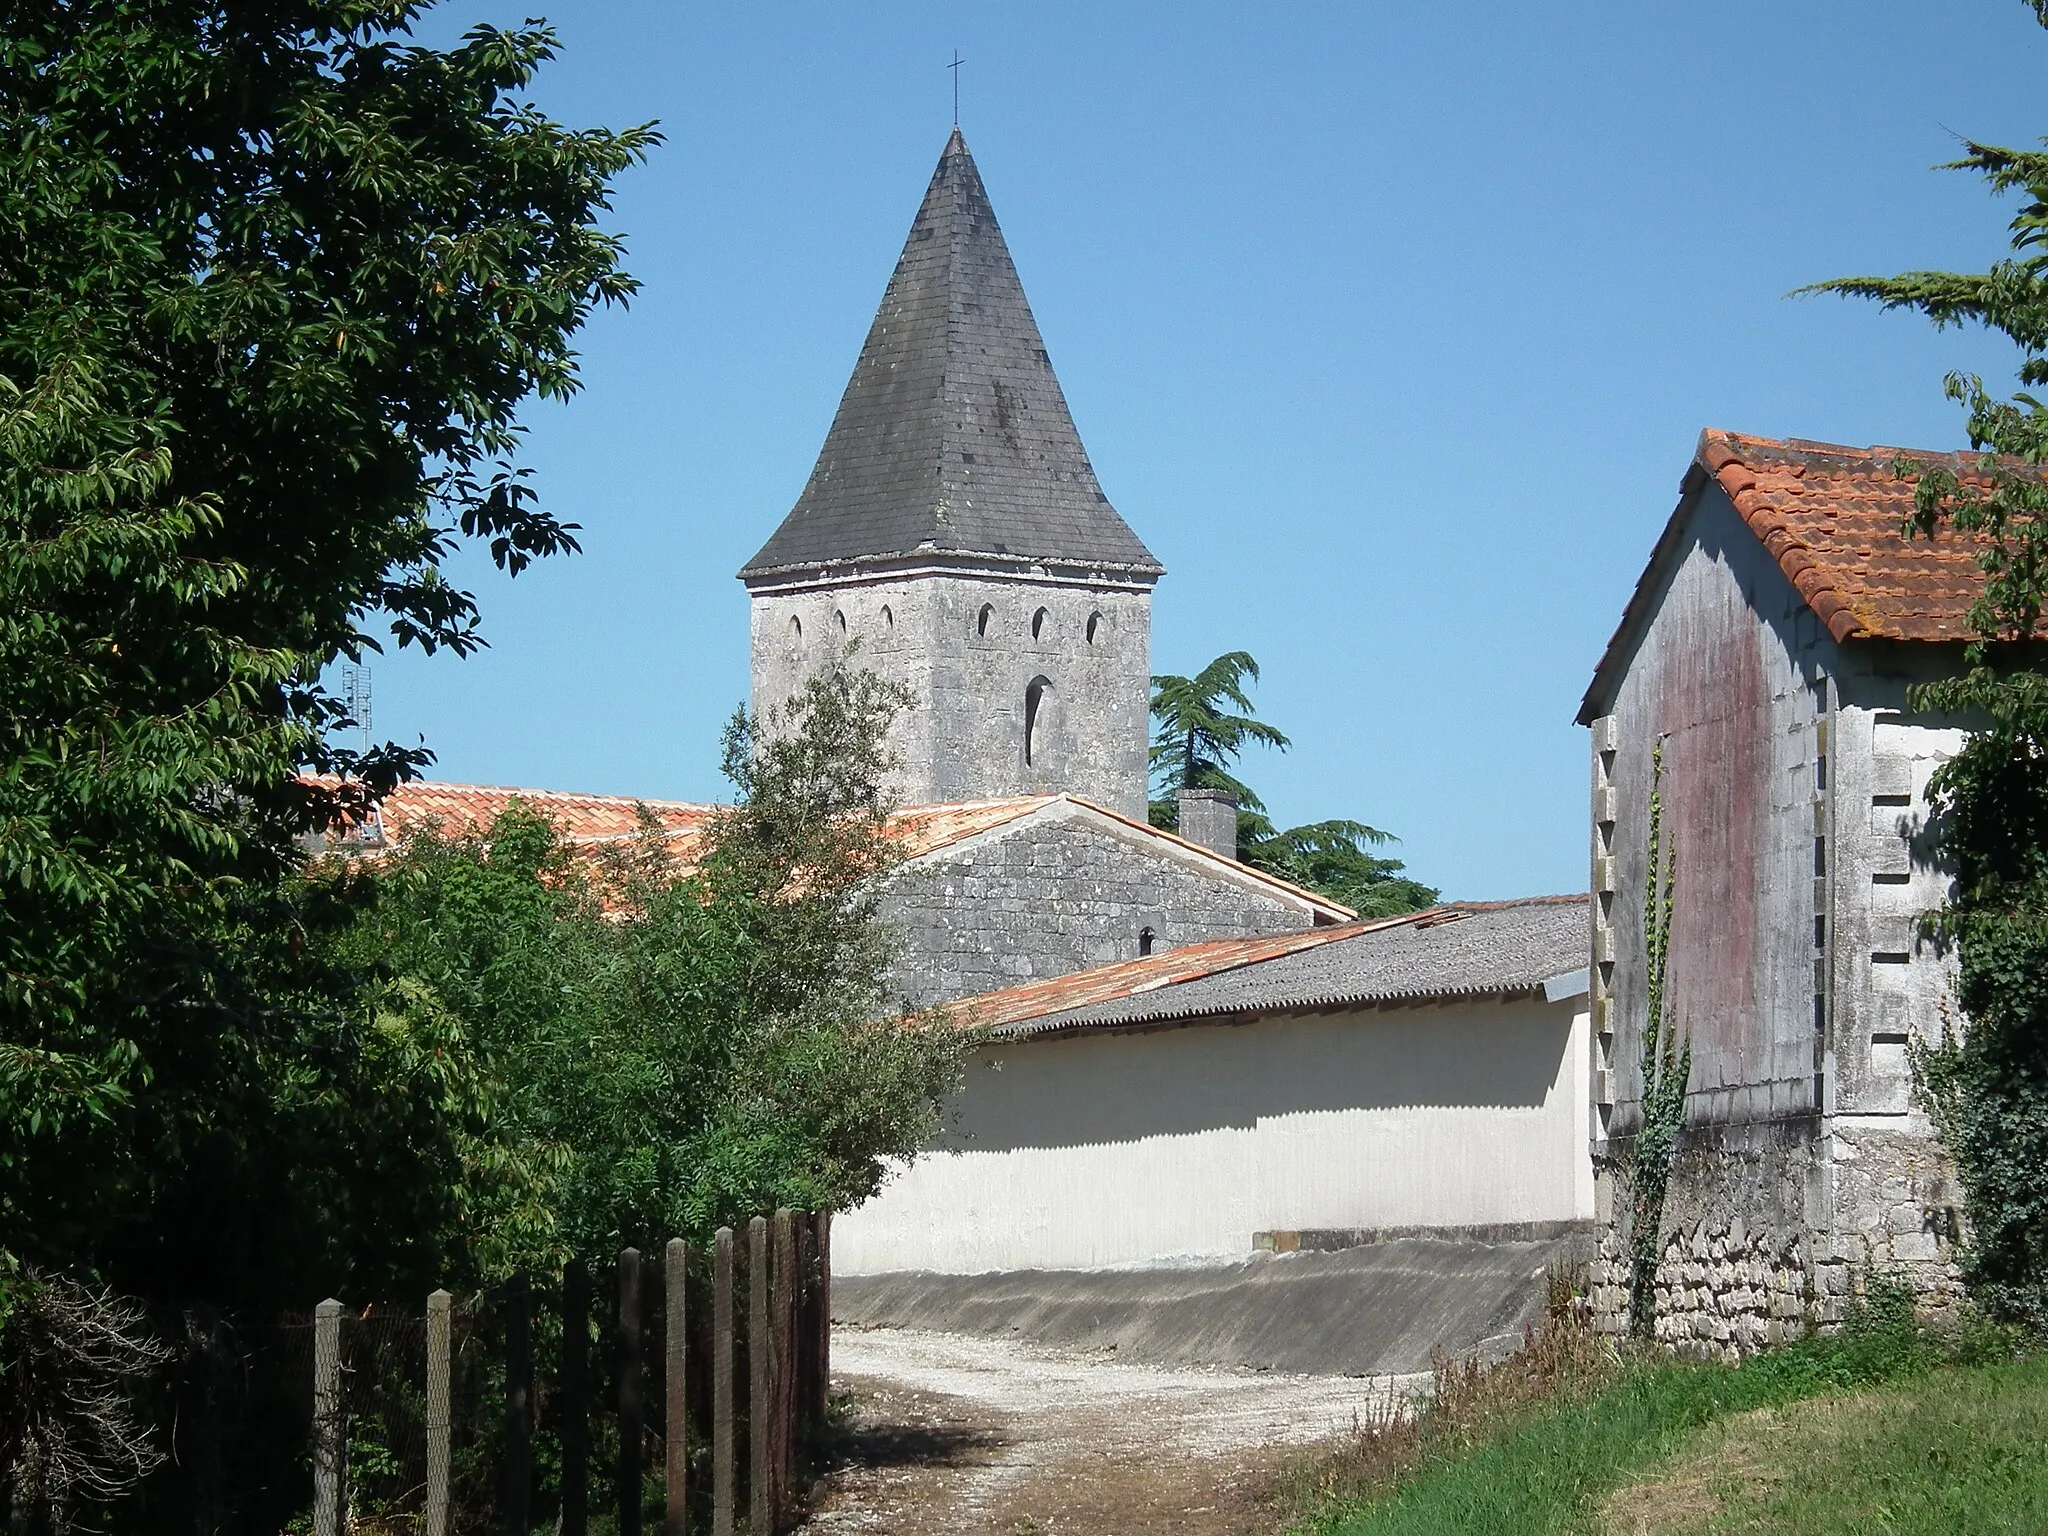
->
{"left": 800, "top": 1326, "right": 1424, "bottom": 1536}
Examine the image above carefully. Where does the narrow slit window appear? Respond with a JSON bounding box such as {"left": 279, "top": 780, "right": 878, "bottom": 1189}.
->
{"left": 1024, "top": 675, "right": 1052, "bottom": 767}
{"left": 1086, "top": 612, "right": 1102, "bottom": 645}
{"left": 977, "top": 603, "right": 993, "bottom": 637}
{"left": 1032, "top": 607, "right": 1048, "bottom": 640}
{"left": 1139, "top": 927, "right": 1156, "bottom": 958}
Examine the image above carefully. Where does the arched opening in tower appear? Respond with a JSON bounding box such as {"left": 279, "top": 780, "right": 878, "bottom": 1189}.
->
{"left": 1024, "top": 675, "right": 1053, "bottom": 767}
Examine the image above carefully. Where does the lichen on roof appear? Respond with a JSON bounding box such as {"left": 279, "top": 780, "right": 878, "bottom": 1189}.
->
{"left": 739, "top": 130, "right": 1161, "bottom": 581}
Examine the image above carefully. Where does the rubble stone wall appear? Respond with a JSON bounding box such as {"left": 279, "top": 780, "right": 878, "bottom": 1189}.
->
{"left": 1590, "top": 1117, "right": 1965, "bottom": 1357}
{"left": 881, "top": 816, "right": 1314, "bottom": 1008}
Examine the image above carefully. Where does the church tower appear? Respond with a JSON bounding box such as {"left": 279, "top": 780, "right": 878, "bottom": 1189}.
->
{"left": 739, "top": 131, "right": 1162, "bottom": 820}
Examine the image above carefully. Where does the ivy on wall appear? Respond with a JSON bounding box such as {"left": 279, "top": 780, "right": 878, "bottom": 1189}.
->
{"left": 1629, "top": 741, "right": 1693, "bottom": 1338}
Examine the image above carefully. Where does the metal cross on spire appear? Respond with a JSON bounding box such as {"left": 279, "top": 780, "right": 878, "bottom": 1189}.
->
{"left": 949, "top": 51, "right": 965, "bottom": 127}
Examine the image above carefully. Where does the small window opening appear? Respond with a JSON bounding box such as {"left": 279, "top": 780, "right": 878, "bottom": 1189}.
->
{"left": 835, "top": 609, "right": 847, "bottom": 634}
{"left": 1139, "top": 927, "right": 1156, "bottom": 958}
{"left": 1086, "top": 612, "right": 1101, "bottom": 645}
{"left": 1032, "top": 607, "right": 1048, "bottom": 640}
{"left": 1024, "top": 675, "right": 1052, "bottom": 766}
{"left": 789, "top": 615, "right": 802, "bottom": 639}
{"left": 977, "top": 603, "right": 993, "bottom": 637}
{"left": 881, "top": 605, "right": 894, "bottom": 629}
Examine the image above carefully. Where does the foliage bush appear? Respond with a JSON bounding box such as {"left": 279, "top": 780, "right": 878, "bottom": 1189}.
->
{"left": 327, "top": 663, "right": 971, "bottom": 1272}
{"left": 0, "top": 0, "right": 653, "bottom": 1319}
{"left": 1812, "top": 0, "right": 2048, "bottom": 1325}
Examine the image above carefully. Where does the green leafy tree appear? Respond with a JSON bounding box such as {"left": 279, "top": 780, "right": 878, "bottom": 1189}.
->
{"left": 1810, "top": 3, "right": 2048, "bottom": 1322}
{"left": 1149, "top": 651, "right": 1437, "bottom": 914}
{"left": 0, "top": 0, "right": 653, "bottom": 1317}
{"left": 1148, "top": 651, "right": 1291, "bottom": 821}
{"left": 1239, "top": 820, "right": 1440, "bottom": 920}
{"left": 338, "top": 664, "right": 970, "bottom": 1263}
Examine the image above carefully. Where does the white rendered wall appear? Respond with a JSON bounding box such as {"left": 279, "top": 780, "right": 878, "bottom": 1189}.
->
{"left": 835, "top": 997, "right": 1595, "bottom": 1275}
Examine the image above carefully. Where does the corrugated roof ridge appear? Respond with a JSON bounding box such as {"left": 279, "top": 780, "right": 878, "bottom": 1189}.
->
{"left": 1448, "top": 893, "right": 1589, "bottom": 910}
{"left": 947, "top": 907, "right": 1439, "bottom": 1031}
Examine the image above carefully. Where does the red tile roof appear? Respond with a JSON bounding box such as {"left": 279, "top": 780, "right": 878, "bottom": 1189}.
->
{"left": 372, "top": 781, "right": 717, "bottom": 844}
{"left": 1695, "top": 430, "right": 2023, "bottom": 645}
{"left": 1581, "top": 429, "right": 2034, "bottom": 724}
{"left": 323, "top": 784, "right": 1355, "bottom": 916}
{"left": 349, "top": 782, "right": 1052, "bottom": 866}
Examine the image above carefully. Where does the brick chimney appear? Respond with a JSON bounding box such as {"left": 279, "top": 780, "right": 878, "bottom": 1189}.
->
{"left": 1177, "top": 788, "right": 1239, "bottom": 861}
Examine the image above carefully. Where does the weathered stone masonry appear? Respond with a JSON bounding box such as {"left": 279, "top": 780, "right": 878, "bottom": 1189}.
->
{"left": 1582, "top": 438, "right": 1970, "bottom": 1354}
{"left": 881, "top": 811, "right": 1318, "bottom": 1009}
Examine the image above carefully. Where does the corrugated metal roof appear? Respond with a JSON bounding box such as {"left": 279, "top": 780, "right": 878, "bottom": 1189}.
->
{"left": 952, "top": 896, "right": 1591, "bottom": 1040}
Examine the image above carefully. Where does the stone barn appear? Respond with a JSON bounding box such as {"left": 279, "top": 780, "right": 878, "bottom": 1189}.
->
{"left": 1579, "top": 429, "right": 1981, "bottom": 1350}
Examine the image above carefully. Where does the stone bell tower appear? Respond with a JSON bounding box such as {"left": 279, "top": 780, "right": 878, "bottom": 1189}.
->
{"left": 737, "top": 131, "right": 1162, "bottom": 821}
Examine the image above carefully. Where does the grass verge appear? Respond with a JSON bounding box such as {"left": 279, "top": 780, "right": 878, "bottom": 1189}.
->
{"left": 1287, "top": 1280, "right": 2037, "bottom": 1536}
{"left": 1600, "top": 1353, "right": 2048, "bottom": 1534}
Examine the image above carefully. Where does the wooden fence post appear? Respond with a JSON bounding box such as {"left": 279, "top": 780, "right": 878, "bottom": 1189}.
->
{"left": 747, "top": 1217, "right": 769, "bottom": 1535}
{"left": 790, "top": 1217, "right": 812, "bottom": 1459}
{"left": 713, "top": 1228, "right": 735, "bottom": 1536}
{"left": 619, "top": 1247, "right": 645, "bottom": 1536}
{"left": 506, "top": 1274, "right": 533, "bottom": 1536}
{"left": 806, "top": 1212, "right": 823, "bottom": 1433}
{"left": 795, "top": 1214, "right": 822, "bottom": 1448}
{"left": 770, "top": 1209, "right": 795, "bottom": 1525}
{"left": 312, "top": 1298, "right": 345, "bottom": 1536}
{"left": 425, "top": 1289, "right": 452, "bottom": 1536}
{"left": 562, "top": 1261, "right": 591, "bottom": 1536}
{"left": 666, "top": 1238, "right": 688, "bottom": 1536}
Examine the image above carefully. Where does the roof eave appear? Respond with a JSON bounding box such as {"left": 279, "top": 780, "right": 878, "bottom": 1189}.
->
{"left": 995, "top": 981, "right": 1556, "bottom": 1043}
{"left": 1576, "top": 457, "right": 1714, "bottom": 726}
{"left": 738, "top": 548, "right": 1166, "bottom": 591}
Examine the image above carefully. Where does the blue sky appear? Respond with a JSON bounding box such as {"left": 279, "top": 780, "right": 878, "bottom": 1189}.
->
{"left": 377, "top": 0, "right": 2045, "bottom": 900}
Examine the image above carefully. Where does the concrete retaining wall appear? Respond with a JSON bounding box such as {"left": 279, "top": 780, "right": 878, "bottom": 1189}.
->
{"left": 834, "top": 1227, "right": 1595, "bottom": 1376}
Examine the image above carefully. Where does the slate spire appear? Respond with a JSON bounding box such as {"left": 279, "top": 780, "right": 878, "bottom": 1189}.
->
{"left": 740, "top": 130, "right": 1162, "bottom": 580}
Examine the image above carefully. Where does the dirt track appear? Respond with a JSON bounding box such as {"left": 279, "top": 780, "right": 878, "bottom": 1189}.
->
{"left": 800, "top": 1326, "right": 1422, "bottom": 1536}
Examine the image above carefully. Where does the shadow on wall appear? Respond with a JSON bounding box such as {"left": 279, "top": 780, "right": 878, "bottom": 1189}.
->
{"left": 938, "top": 1001, "right": 1573, "bottom": 1154}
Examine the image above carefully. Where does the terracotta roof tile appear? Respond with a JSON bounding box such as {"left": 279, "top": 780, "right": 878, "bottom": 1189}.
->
{"left": 321, "top": 787, "right": 1351, "bottom": 916}
{"left": 1580, "top": 429, "right": 2036, "bottom": 724}
{"left": 1698, "top": 429, "right": 2018, "bottom": 646}
{"left": 944, "top": 923, "right": 1390, "bottom": 1033}
{"left": 371, "top": 781, "right": 717, "bottom": 844}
